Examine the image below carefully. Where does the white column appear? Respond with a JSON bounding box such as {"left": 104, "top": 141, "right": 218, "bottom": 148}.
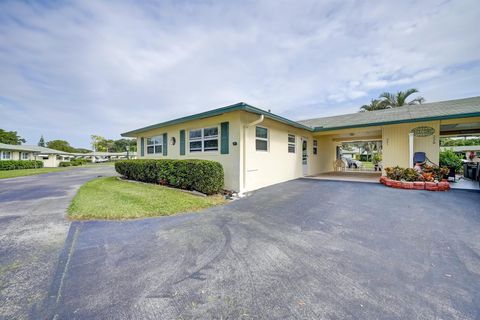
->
{"left": 409, "top": 132, "right": 414, "bottom": 168}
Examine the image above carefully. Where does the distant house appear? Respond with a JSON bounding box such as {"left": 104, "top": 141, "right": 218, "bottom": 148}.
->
{"left": 0, "top": 143, "right": 74, "bottom": 167}
{"left": 122, "top": 97, "right": 480, "bottom": 193}
{"left": 74, "top": 151, "right": 137, "bottom": 162}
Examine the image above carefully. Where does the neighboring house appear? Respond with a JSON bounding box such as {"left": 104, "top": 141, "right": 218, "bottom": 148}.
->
{"left": 74, "top": 151, "right": 137, "bottom": 162}
{"left": 118, "top": 96, "right": 478, "bottom": 193}
{"left": 0, "top": 143, "right": 39, "bottom": 162}
{"left": 0, "top": 143, "right": 74, "bottom": 167}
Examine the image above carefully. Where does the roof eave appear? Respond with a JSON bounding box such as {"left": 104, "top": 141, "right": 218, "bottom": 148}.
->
{"left": 313, "top": 112, "right": 480, "bottom": 132}
{"left": 121, "top": 102, "right": 312, "bottom": 137}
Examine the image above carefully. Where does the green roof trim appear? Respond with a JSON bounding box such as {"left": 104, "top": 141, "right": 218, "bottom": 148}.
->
{"left": 121, "top": 97, "right": 480, "bottom": 137}
{"left": 313, "top": 112, "right": 480, "bottom": 132}
{"left": 121, "top": 102, "right": 313, "bottom": 137}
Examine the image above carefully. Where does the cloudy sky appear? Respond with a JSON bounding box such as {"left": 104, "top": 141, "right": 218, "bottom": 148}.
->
{"left": 1, "top": 0, "right": 479, "bottom": 148}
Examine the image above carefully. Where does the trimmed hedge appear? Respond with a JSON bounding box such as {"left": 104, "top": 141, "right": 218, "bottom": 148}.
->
{"left": 0, "top": 160, "right": 44, "bottom": 171}
{"left": 59, "top": 159, "right": 88, "bottom": 167}
{"left": 115, "top": 159, "right": 224, "bottom": 195}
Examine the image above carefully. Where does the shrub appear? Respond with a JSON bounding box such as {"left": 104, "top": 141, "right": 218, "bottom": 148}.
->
{"left": 0, "top": 160, "right": 44, "bottom": 170}
{"left": 439, "top": 149, "right": 463, "bottom": 172}
{"left": 59, "top": 161, "right": 72, "bottom": 167}
{"left": 115, "top": 159, "right": 224, "bottom": 195}
{"left": 385, "top": 164, "right": 449, "bottom": 182}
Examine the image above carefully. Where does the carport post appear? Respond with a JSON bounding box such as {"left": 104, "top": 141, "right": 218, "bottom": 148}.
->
{"left": 409, "top": 132, "right": 414, "bottom": 168}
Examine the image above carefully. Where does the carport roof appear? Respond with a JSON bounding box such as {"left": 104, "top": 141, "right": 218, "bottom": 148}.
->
{"left": 0, "top": 143, "right": 73, "bottom": 155}
{"left": 299, "top": 96, "right": 480, "bottom": 131}
{"left": 121, "top": 96, "right": 480, "bottom": 137}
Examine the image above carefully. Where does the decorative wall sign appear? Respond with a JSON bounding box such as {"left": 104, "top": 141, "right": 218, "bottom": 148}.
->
{"left": 411, "top": 126, "right": 435, "bottom": 137}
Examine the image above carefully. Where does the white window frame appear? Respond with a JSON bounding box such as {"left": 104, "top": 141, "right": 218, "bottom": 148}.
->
{"left": 313, "top": 140, "right": 318, "bottom": 155}
{"left": 189, "top": 126, "right": 219, "bottom": 153}
{"left": 21, "top": 152, "right": 30, "bottom": 160}
{"left": 288, "top": 134, "right": 296, "bottom": 153}
{"left": 146, "top": 135, "right": 163, "bottom": 155}
{"left": 255, "top": 126, "right": 269, "bottom": 152}
{"left": 1, "top": 150, "right": 11, "bottom": 160}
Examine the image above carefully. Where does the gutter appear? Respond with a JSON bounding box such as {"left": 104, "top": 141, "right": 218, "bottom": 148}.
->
{"left": 242, "top": 115, "right": 264, "bottom": 194}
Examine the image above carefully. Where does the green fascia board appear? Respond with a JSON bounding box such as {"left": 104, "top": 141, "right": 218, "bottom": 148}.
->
{"left": 121, "top": 102, "right": 313, "bottom": 137}
{"left": 312, "top": 112, "right": 480, "bottom": 132}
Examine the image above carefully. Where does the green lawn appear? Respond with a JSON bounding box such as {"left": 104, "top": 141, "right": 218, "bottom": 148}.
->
{"left": 0, "top": 167, "right": 72, "bottom": 179}
{"left": 361, "top": 161, "right": 374, "bottom": 169}
{"left": 68, "top": 177, "right": 226, "bottom": 220}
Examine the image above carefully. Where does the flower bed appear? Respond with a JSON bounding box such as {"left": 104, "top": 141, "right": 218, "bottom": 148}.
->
{"left": 380, "top": 165, "right": 450, "bottom": 191}
{"left": 379, "top": 176, "right": 450, "bottom": 191}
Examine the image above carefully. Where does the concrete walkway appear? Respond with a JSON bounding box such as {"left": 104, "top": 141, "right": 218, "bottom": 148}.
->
{"left": 0, "top": 165, "right": 117, "bottom": 319}
{"left": 306, "top": 171, "right": 382, "bottom": 183}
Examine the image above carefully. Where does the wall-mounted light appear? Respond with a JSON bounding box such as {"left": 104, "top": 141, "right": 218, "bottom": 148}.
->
{"left": 232, "top": 141, "right": 238, "bottom": 146}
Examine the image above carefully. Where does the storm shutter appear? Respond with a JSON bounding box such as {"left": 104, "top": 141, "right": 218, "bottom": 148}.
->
{"left": 220, "top": 122, "right": 229, "bottom": 155}
{"left": 140, "top": 137, "right": 145, "bottom": 157}
{"left": 179, "top": 130, "right": 185, "bottom": 155}
{"left": 163, "top": 133, "right": 168, "bottom": 156}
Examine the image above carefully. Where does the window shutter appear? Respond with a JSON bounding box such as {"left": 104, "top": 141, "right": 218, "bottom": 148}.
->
{"left": 140, "top": 137, "right": 145, "bottom": 157}
{"left": 163, "top": 133, "right": 168, "bottom": 156}
{"left": 179, "top": 130, "right": 185, "bottom": 155}
{"left": 220, "top": 122, "right": 229, "bottom": 154}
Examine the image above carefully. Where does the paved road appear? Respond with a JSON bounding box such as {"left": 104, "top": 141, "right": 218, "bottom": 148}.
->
{"left": 0, "top": 166, "right": 117, "bottom": 319}
{"left": 40, "top": 179, "right": 480, "bottom": 319}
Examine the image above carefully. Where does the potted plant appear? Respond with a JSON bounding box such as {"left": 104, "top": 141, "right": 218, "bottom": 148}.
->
{"left": 372, "top": 153, "right": 382, "bottom": 172}
{"left": 439, "top": 149, "right": 462, "bottom": 181}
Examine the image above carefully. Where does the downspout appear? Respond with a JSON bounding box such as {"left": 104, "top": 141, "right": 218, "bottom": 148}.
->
{"left": 242, "top": 114, "right": 264, "bottom": 193}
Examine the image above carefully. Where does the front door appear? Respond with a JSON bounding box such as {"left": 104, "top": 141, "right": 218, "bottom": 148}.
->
{"left": 302, "top": 138, "right": 308, "bottom": 176}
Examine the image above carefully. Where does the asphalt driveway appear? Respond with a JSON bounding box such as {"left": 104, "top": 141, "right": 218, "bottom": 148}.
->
{"left": 0, "top": 165, "right": 117, "bottom": 319}
{"left": 40, "top": 179, "right": 480, "bottom": 319}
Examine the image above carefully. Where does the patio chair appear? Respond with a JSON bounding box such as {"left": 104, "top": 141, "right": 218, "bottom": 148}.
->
{"left": 333, "top": 159, "right": 346, "bottom": 172}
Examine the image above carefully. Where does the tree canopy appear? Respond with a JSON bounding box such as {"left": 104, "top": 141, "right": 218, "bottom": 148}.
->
{"left": 91, "top": 135, "right": 136, "bottom": 152}
{"left": 46, "top": 140, "right": 75, "bottom": 152}
{"left": 0, "top": 129, "right": 26, "bottom": 145}
{"left": 359, "top": 88, "right": 425, "bottom": 112}
{"left": 38, "top": 135, "right": 45, "bottom": 147}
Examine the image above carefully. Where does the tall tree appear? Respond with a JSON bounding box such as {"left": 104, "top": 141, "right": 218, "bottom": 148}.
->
{"left": 359, "top": 99, "right": 386, "bottom": 112}
{"left": 378, "top": 88, "right": 425, "bottom": 107}
{"left": 46, "top": 140, "right": 74, "bottom": 152}
{"left": 0, "top": 129, "right": 26, "bottom": 145}
{"left": 38, "top": 135, "right": 45, "bottom": 147}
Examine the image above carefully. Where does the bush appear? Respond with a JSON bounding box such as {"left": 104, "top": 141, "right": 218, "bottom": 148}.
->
{"left": 59, "top": 161, "right": 72, "bottom": 167}
{"left": 385, "top": 164, "right": 449, "bottom": 182}
{"left": 439, "top": 149, "right": 463, "bottom": 172}
{"left": 0, "top": 160, "right": 44, "bottom": 170}
{"left": 115, "top": 159, "right": 224, "bottom": 195}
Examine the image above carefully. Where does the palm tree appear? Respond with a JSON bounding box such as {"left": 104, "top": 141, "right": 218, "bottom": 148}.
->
{"left": 359, "top": 99, "right": 387, "bottom": 112}
{"left": 378, "top": 88, "right": 425, "bottom": 108}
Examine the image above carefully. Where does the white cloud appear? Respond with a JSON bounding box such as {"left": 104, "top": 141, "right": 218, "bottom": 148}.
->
{"left": 0, "top": 0, "right": 479, "bottom": 147}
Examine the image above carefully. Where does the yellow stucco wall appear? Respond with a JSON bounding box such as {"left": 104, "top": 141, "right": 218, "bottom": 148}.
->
{"left": 382, "top": 121, "right": 440, "bottom": 169}
{"left": 134, "top": 111, "right": 243, "bottom": 192}
{"left": 240, "top": 113, "right": 315, "bottom": 192}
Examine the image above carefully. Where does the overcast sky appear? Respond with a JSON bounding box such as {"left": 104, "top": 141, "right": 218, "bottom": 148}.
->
{"left": 1, "top": 0, "right": 479, "bottom": 148}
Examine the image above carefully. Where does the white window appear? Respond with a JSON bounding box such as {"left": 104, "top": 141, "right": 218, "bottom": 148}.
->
{"left": 288, "top": 134, "right": 296, "bottom": 153}
{"left": 21, "top": 152, "right": 29, "bottom": 160}
{"left": 189, "top": 127, "right": 219, "bottom": 152}
{"left": 147, "top": 135, "right": 163, "bottom": 154}
{"left": 313, "top": 140, "right": 318, "bottom": 155}
{"left": 0, "top": 151, "right": 11, "bottom": 160}
{"left": 255, "top": 126, "right": 268, "bottom": 151}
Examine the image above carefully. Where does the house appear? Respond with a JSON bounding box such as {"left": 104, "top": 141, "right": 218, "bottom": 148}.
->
{"left": 0, "top": 143, "right": 74, "bottom": 167}
{"left": 121, "top": 96, "right": 480, "bottom": 193}
{"left": 74, "top": 151, "right": 136, "bottom": 162}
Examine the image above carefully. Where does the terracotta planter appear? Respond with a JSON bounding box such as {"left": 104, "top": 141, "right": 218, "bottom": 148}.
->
{"left": 437, "top": 181, "right": 450, "bottom": 191}
{"left": 392, "top": 180, "right": 402, "bottom": 188}
{"left": 379, "top": 176, "right": 387, "bottom": 184}
{"left": 425, "top": 182, "right": 438, "bottom": 191}
{"left": 413, "top": 182, "right": 425, "bottom": 190}
{"left": 385, "top": 178, "right": 394, "bottom": 187}
{"left": 401, "top": 181, "right": 414, "bottom": 189}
